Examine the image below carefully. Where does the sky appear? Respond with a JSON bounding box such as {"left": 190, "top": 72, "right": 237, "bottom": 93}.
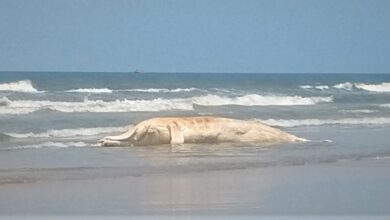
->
{"left": 0, "top": 0, "right": 389, "bottom": 73}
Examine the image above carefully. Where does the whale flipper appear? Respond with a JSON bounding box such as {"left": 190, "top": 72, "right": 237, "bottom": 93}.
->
{"left": 168, "top": 124, "right": 184, "bottom": 144}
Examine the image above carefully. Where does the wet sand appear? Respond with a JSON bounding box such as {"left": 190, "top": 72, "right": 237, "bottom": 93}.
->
{"left": 0, "top": 158, "right": 389, "bottom": 216}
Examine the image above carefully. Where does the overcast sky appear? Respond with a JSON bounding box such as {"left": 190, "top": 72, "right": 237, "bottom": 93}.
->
{"left": 0, "top": 0, "right": 389, "bottom": 73}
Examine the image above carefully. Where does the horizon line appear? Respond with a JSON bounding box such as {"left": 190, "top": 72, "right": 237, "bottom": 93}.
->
{"left": 0, "top": 70, "right": 389, "bottom": 74}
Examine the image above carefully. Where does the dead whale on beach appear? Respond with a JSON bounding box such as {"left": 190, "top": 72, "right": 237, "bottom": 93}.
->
{"left": 98, "top": 116, "right": 306, "bottom": 146}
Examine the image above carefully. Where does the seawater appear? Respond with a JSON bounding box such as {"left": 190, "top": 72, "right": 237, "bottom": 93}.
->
{"left": 0, "top": 72, "right": 390, "bottom": 178}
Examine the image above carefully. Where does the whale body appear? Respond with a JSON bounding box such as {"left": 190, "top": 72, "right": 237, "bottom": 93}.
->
{"left": 98, "top": 116, "right": 306, "bottom": 146}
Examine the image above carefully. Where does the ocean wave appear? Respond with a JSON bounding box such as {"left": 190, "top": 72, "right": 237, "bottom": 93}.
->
{"left": 0, "top": 94, "right": 333, "bottom": 114}
{"left": 193, "top": 94, "right": 333, "bottom": 106}
{"left": 1, "top": 141, "right": 95, "bottom": 151}
{"left": 123, "top": 87, "right": 199, "bottom": 93}
{"left": 299, "top": 85, "right": 329, "bottom": 90}
{"left": 373, "top": 156, "right": 390, "bottom": 160}
{"left": 333, "top": 82, "right": 354, "bottom": 90}
{"left": 379, "top": 104, "right": 390, "bottom": 108}
{"left": 0, "top": 97, "right": 11, "bottom": 106}
{"left": 64, "top": 87, "right": 200, "bottom": 93}
{"left": 5, "top": 126, "right": 130, "bottom": 138}
{"left": 354, "top": 82, "right": 390, "bottom": 92}
{"left": 257, "top": 117, "right": 390, "bottom": 127}
{"left": 0, "top": 80, "right": 42, "bottom": 93}
{"left": 334, "top": 82, "right": 390, "bottom": 92}
{"left": 0, "top": 97, "right": 194, "bottom": 114}
{"left": 339, "top": 109, "right": 378, "bottom": 114}
{"left": 65, "top": 88, "right": 113, "bottom": 93}
{"left": 0, "top": 133, "right": 12, "bottom": 141}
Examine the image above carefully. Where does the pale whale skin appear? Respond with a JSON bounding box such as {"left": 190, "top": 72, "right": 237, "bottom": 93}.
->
{"left": 98, "top": 116, "right": 306, "bottom": 146}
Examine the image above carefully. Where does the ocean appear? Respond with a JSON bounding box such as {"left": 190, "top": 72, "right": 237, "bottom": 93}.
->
{"left": 0, "top": 72, "right": 390, "bottom": 216}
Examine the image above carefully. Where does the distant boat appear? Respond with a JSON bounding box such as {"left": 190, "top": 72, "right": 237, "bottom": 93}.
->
{"left": 133, "top": 69, "right": 144, "bottom": 74}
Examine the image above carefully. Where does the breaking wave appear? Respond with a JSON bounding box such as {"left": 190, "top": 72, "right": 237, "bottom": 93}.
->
{"left": 299, "top": 85, "right": 329, "bottom": 90}
{"left": 64, "top": 87, "right": 201, "bottom": 93}
{"left": 123, "top": 88, "right": 200, "bottom": 93}
{"left": 0, "top": 80, "right": 42, "bottom": 93}
{"left": 66, "top": 88, "right": 113, "bottom": 93}
{"left": 333, "top": 82, "right": 354, "bottom": 90}
{"left": 354, "top": 82, "right": 390, "bottom": 92}
{"left": 5, "top": 126, "right": 130, "bottom": 138}
{"left": 192, "top": 94, "right": 333, "bottom": 106}
{"left": 257, "top": 117, "right": 390, "bottom": 127}
{"left": 0, "top": 94, "right": 333, "bottom": 114}
{"left": 334, "top": 82, "right": 390, "bottom": 92}
{"left": 0, "top": 96, "right": 194, "bottom": 114}
{"left": 0, "top": 97, "right": 11, "bottom": 106}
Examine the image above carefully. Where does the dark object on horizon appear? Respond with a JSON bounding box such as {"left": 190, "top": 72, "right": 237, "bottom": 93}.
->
{"left": 133, "top": 69, "right": 144, "bottom": 74}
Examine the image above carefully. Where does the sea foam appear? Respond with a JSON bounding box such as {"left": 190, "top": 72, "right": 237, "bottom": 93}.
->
{"left": 354, "top": 82, "right": 390, "bottom": 92}
{"left": 333, "top": 82, "right": 354, "bottom": 90}
{"left": 334, "top": 82, "right": 390, "bottom": 92}
{"left": 192, "top": 94, "right": 333, "bottom": 106}
{"left": 258, "top": 117, "right": 390, "bottom": 127}
{"left": 299, "top": 85, "right": 329, "bottom": 90}
{"left": 124, "top": 88, "right": 200, "bottom": 93}
{"left": 0, "top": 80, "right": 42, "bottom": 93}
{"left": 5, "top": 126, "right": 130, "bottom": 138}
{"left": 0, "top": 97, "right": 11, "bottom": 106}
{"left": 0, "top": 97, "right": 194, "bottom": 114}
{"left": 0, "top": 94, "right": 333, "bottom": 114}
{"left": 64, "top": 87, "right": 200, "bottom": 93}
{"left": 1, "top": 141, "right": 95, "bottom": 151}
{"left": 66, "top": 88, "right": 113, "bottom": 93}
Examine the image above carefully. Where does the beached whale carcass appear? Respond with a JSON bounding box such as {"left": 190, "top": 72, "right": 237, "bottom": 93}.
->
{"left": 98, "top": 116, "right": 306, "bottom": 146}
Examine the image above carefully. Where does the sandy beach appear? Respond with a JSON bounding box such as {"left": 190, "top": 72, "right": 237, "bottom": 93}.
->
{"left": 1, "top": 156, "right": 389, "bottom": 216}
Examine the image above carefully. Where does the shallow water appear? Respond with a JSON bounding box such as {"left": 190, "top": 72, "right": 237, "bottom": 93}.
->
{"left": 0, "top": 72, "right": 389, "bottom": 215}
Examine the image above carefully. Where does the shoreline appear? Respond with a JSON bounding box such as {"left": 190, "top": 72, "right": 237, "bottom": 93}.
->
{"left": 1, "top": 157, "right": 389, "bottom": 215}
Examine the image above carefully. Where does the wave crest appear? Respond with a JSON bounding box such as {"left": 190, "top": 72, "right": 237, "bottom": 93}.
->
{"left": 5, "top": 126, "right": 130, "bottom": 138}
{"left": 66, "top": 88, "right": 113, "bottom": 93}
{"left": 334, "top": 82, "right": 390, "bottom": 92}
{"left": 124, "top": 88, "right": 199, "bottom": 93}
{"left": 0, "top": 80, "right": 41, "bottom": 93}
{"left": 333, "top": 82, "right": 354, "bottom": 90}
{"left": 257, "top": 117, "right": 390, "bottom": 127}
{"left": 64, "top": 87, "right": 200, "bottom": 94}
{"left": 354, "top": 82, "right": 390, "bottom": 92}
{"left": 193, "top": 94, "right": 333, "bottom": 106}
{"left": 0, "top": 94, "right": 333, "bottom": 114}
{"left": 299, "top": 85, "right": 329, "bottom": 90}
{"left": 1, "top": 97, "right": 194, "bottom": 114}
{"left": 0, "top": 97, "right": 11, "bottom": 106}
